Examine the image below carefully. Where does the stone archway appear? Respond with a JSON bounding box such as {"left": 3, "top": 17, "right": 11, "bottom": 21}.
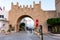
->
{"left": 16, "top": 15, "right": 34, "bottom": 32}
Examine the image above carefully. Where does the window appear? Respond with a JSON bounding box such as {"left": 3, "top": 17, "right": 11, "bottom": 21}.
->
{"left": 0, "top": 15, "right": 4, "bottom": 18}
{"left": 0, "top": 15, "right": 1, "bottom": 18}
{"left": 2, "top": 15, "right": 4, "bottom": 18}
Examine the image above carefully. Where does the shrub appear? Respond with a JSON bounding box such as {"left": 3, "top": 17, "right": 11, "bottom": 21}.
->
{"left": 47, "top": 18, "right": 60, "bottom": 25}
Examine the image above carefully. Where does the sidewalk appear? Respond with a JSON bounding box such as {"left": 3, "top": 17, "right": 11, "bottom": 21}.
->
{"left": 47, "top": 32, "right": 60, "bottom": 37}
{"left": 34, "top": 31, "right": 60, "bottom": 39}
{"left": 45, "top": 34, "right": 60, "bottom": 39}
{"left": 34, "top": 31, "right": 40, "bottom": 36}
{"left": 53, "top": 34, "right": 60, "bottom": 37}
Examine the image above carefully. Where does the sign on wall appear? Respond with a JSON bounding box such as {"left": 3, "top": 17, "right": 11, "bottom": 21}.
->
{"left": 36, "top": 19, "right": 39, "bottom": 28}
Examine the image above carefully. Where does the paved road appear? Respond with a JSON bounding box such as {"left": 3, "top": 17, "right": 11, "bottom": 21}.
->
{"left": 0, "top": 31, "right": 60, "bottom": 40}
{"left": 0, "top": 31, "right": 40, "bottom": 40}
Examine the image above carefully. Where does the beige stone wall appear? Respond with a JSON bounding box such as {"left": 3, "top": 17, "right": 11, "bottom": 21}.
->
{"left": 56, "top": 2, "right": 60, "bottom": 13}
{"left": 8, "top": 2, "right": 57, "bottom": 33}
{"left": 55, "top": 0, "right": 60, "bottom": 17}
{"left": 56, "top": 0, "right": 60, "bottom": 4}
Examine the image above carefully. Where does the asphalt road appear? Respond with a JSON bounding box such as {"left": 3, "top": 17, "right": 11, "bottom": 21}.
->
{"left": 0, "top": 31, "right": 40, "bottom": 40}
{"left": 0, "top": 31, "right": 60, "bottom": 40}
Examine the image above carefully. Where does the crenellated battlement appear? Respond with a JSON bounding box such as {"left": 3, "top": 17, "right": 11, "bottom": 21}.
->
{"left": 56, "top": 0, "right": 60, "bottom": 4}
{"left": 11, "top": 1, "right": 41, "bottom": 10}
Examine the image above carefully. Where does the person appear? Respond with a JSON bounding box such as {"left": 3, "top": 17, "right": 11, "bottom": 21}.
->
{"left": 26, "top": 27, "right": 28, "bottom": 30}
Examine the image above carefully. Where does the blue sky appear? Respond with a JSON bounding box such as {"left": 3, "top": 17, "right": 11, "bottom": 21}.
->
{"left": 0, "top": 0, "right": 55, "bottom": 11}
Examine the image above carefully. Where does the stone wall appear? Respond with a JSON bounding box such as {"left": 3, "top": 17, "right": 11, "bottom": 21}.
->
{"left": 8, "top": 1, "right": 57, "bottom": 33}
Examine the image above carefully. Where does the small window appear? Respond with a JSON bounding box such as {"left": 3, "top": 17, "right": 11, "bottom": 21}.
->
{"left": 0, "top": 15, "right": 1, "bottom": 18}
{"left": 2, "top": 15, "right": 4, "bottom": 18}
{"left": 0, "top": 15, "right": 4, "bottom": 18}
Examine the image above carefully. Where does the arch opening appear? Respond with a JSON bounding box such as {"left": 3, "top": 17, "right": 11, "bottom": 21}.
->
{"left": 17, "top": 15, "right": 35, "bottom": 31}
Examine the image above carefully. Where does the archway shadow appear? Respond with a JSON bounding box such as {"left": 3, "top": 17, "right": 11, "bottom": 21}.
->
{"left": 19, "top": 23, "right": 25, "bottom": 31}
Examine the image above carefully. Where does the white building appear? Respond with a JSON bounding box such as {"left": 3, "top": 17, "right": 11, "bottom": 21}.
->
{"left": 0, "top": 7, "right": 9, "bottom": 33}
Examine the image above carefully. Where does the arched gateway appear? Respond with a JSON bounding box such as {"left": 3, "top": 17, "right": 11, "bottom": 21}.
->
{"left": 8, "top": 1, "right": 56, "bottom": 33}
{"left": 17, "top": 15, "right": 34, "bottom": 31}
{"left": 17, "top": 15, "right": 33, "bottom": 24}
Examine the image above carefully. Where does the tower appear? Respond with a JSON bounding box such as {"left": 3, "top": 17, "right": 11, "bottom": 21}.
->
{"left": 55, "top": 0, "right": 60, "bottom": 17}
{"left": 56, "top": 0, "right": 60, "bottom": 4}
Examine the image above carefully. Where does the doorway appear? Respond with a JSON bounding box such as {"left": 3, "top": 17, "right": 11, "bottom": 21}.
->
{"left": 19, "top": 23, "right": 25, "bottom": 31}
{"left": 48, "top": 25, "right": 60, "bottom": 34}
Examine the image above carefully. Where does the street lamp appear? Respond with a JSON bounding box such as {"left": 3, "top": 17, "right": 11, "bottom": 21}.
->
{"left": 39, "top": 25, "right": 43, "bottom": 40}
